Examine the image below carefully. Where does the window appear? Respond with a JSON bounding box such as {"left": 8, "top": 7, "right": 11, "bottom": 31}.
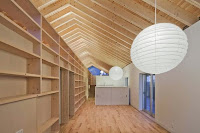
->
{"left": 142, "top": 74, "right": 155, "bottom": 117}
{"left": 88, "top": 66, "right": 108, "bottom": 76}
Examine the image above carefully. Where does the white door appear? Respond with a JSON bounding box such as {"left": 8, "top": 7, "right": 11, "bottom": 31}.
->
{"left": 119, "top": 87, "right": 129, "bottom": 105}
{"left": 95, "top": 87, "right": 112, "bottom": 105}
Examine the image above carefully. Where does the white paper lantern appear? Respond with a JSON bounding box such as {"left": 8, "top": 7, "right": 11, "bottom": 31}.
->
{"left": 109, "top": 66, "right": 123, "bottom": 80}
{"left": 130, "top": 23, "right": 188, "bottom": 74}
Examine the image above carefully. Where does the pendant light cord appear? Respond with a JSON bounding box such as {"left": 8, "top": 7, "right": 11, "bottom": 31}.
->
{"left": 155, "top": 0, "right": 157, "bottom": 74}
{"left": 155, "top": 0, "right": 156, "bottom": 25}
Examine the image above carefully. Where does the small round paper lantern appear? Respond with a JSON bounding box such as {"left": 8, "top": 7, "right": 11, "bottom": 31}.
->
{"left": 109, "top": 66, "right": 123, "bottom": 80}
{"left": 131, "top": 23, "right": 188, "bottom": 74}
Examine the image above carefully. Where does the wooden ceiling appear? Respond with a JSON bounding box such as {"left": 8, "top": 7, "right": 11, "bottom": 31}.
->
{"left": 31, "top": 0, "right": 200, "bottom": 72}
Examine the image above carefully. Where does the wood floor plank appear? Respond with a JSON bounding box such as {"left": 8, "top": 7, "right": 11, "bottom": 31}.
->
{"left": 60, "top": 99, "right": 169, "bottom": 133}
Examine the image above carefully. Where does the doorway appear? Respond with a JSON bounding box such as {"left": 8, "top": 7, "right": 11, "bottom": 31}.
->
{"left": 142, "top": 74, "right": 155, "bottom": 117}
{"left": 60, "top": 70, "right": 75, "bottom": 123}
{"left": 69, "top": 71, "right": 75, "bottom": 118}
{"left": 60, "top": 69, "right": 69, "bottom": 124}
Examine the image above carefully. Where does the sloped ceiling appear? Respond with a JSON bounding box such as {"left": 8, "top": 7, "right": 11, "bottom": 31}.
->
{"left": 31, "top": 0, "right": 200, "bottom": 72}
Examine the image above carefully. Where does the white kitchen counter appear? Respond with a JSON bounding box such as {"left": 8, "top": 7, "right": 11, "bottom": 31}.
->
{"left": 96, "top": 86, "right": 128, "bottom": 88}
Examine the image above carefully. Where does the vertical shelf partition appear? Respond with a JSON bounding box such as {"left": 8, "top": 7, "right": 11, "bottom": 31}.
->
{"left": 0, "top": 0, "right": 87, "bottom": 132}
{"left": 38, "top": 15, "right": 60, "bottom": 133}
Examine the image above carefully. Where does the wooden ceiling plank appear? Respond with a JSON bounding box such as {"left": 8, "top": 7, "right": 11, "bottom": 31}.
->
{"left": 83, "top": 58, "right": 110, "bottom": 73}
{"left": 70, "top": 42, "right": 129, "bottom": 64}
{"left": 71, "top": 0, "right": 142, "bottom": 34}
{"left": 63, "top": 29, "right": 131, "bottom": 56}
{"left": 71, "top": 14, "right": 133, "bottom": 43}
{"left": 65, "top": 35, "right": 130, "bottom": 59}
{"left": 61, "top": 21, "right": 131, "bottom": 49}
{"left": 68, "top": 3, "right": 138, "bottom": 37}
{"left": 51, "top": 13, "right": 74, "bottom": 28}
{"left": 74, "top": 48, "right": 127, "bottom": 67}
{"left": 38, "top": 0, "right": 58, "bottom": 10}
{"left": 185, "top": 0, "right": 200, "bottom": 9}
{"left": 70, "top": 36, "right": 131, "bottom": 60}
{"left": 92, "top": 0, "right": 152, "bottom": 29}
{"left": 60, "top": 24, "right": 130, "bottom": 50}
{"left": 81, "top": 56, "right": 112, "bottom": 72}
{"left": 30, "top": 0, "right": 53, "bottom": 8}
{"left": 142, "top": 0, "right": 198, "bottom": 26}
{"left": 45, "top": 4, "right": 71, "bottom": 18}
{"left": 69, "top": 38, "right": 131, "bottom": 62}
{"left": 82, "top": 55, "right": 124, "bottom": 71}
{"left": 79, "top": 53, "right": 113, "bottom": 69}
{"left": 55, "top": 19, "right": 76, "bottom": 32}
{"left": 73, "top": 48, "right": 126, "bottom": 68}
{"left": 82, "top": 58, "right": 110, "bottom": 73}
{"left": 55, "top": 16, "right": 133, "bottom": 44}
{"left": 39, "top": 0, "right": 70, "bottom": 16}
{"left": 46, "top": 6, "right": 72, "bottom": 22}
{"left": 62, "top": 25, "right": 130, "bottom": 52}
{"left": 63, "top": 29, "right": 131, "bottom": 57}
{"left": 66, "top": 36, "right": 131, "bottom": 61}
{"left": 45, "top": 5, "right": 136, "bottom": 40}
{"left": 48, "top": 6, "right": 135, "bottom": 41}
{"left": 70, "top": 41, "right": 130, "bottom": 64}
{"left": 112, "top": 0, "right": 184, "bottom": 28}
{"left": 85, "top": 57, "right": 126, "bottom": 69}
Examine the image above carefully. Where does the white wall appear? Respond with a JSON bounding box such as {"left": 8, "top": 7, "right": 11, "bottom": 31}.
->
{"left": 123, "top": 21, "right": 200, "bottom": 133}
{"left": 96, "top": 76, "right": 127, "bottom": 87}
{"left": 123, "top": 64, "right": 142, "bottom": 109}
{"left": 155, "top": 21, "right": 200, "bottom": 133}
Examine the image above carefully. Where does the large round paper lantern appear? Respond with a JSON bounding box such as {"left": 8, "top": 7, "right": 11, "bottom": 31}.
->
{"left": 109, "top": 66, "right": 123, "bottom": 80}
{"left": 131, "top": 23, "right": 188, "bottom": 74}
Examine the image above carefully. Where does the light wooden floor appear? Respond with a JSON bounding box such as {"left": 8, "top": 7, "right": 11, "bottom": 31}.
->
{"left": 60, "top": 99, "right": 169, "bottom": 133}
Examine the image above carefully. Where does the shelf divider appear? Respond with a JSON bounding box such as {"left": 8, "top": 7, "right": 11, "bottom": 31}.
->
{"left": 0, "top": 94, "right": 37, "bottom": 105}
{"left": 37, "top": 117, "right": 59, "bottom": 133}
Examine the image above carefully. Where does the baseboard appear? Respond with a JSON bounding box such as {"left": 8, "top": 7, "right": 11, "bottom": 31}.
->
{"left": 129, "top": 104, "right": 173, "bottom": 133}
{"left": 155, "top": 119, "right": 174, "bottom": 133}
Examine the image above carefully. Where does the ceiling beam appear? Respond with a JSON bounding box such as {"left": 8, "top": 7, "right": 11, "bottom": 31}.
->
{"left": 72, "top": 46, "right": 126, "bottom": 67}
{"left": 60, "top": 21, "right": 131, "bottom": 49}
{"left": 69, "top": 37, "right": 131, "bottom": 63}
{"left": 84, "top": 59, "right": 110, "bottom": 73}
{"left": 65, "top": 32, "right": 130, "bottom": 58}
{"left": 63, "top": 30, "right": 131, "bottom": 61}
{"left": 39, "top": 0, "right": 70, "bottom": 16}
{"left": 112, "top": 0, "right": 185, "bottom": 28}
{"left": 38, "top": 0, "right": 59, "bottom": 10}
{"left": 49, "top": 13, "right": 133, "bottom": 47}
{"left": 71, "top": 0, "right": 142, "bottom": 34}
{"left": 141, "top": 0, "right": 198, "bottom": 26}
{"left": 83, "top": 59, "right": 110, "bottom": 73}
{"left": 62, "top": 25, "right": 130, "bottom": 52}
{"left": 66, "top": 35, "right": 131, "bottom": 61}
{"left": 68, "top": 36, "right": 130, "bottom": 59}
{"left": 71, "top": 43, "right": 128, "bottom": 65}
{"left": 69, "top": 40, "right": 130, "bottom": 65}
{"left": 68, "top": 4, "right": 137, "bottom": 38}
{"left": 46, "top": 6, "right": 135, "bottom": 41}
{"left": 30, "top": 0, "right": 55, "bottom": 8}
{"left": 71, "top": 13, "right": 133, "bottom": 43}
{"left": 81, "top": 55, "right": 112, "bottom": 69}
{"left": 185, "top": 0, "right": 200, "bottom": 9}
{"left": 80, "top": 54, "right": 112, "bottom": 70}
{"left": 55, "top": 17, "right": 133, "bottom": 45}
{"left": 91, "top": 0, "right": 152, "bottom": 29}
